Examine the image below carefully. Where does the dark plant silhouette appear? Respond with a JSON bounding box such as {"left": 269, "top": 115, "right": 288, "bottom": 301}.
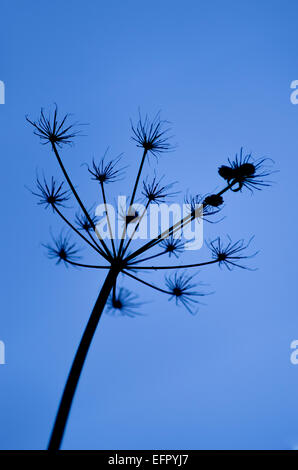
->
{"left": 26, "top": 106, "right": 274, "bottom": 450}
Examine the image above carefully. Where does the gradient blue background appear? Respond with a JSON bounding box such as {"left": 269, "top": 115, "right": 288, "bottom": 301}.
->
{"left": 0, "top": 0, "right": 297, "bottom": 450}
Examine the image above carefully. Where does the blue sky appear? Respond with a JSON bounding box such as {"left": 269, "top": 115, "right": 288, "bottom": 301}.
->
{"left": 0, "top": 0, "right": 298, "bottom": 450}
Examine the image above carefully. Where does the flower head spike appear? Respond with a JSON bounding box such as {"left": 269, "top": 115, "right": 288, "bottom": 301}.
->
{"left": 26, "top": 105, "right": 81, "bottom": 147}
{"left": 30, "top": 176, "right": 71, "bottom": 210}
{"left": 142, "top": 174, "right": 179, "bottom": 205}
{"left": 203, "top": 194, "right": 224, "bottom": 208}
{"left": 160, "top": 236, "right": 184, "bottom": 258}
{"left": 125, "top": 209, "right": 140, "bottom": 225}
{"left": 218, "top": 147, "right": 274, "bottom": 192}
{"left": 43, "top": 232, "right": 81, "bottom": 266}
{"left": 88, "top": 151, "right": 126, "bottom": 184}
{"left": 131, "top": 112, "right": 174, "bottom": 157}
{"left": 184, "top": 193, "right": 222, "bottom": 221}
{"left": 207, "top": 236, "right": 258, "bottom": 270}
{"left": 118, "top": 202, "right": 140, "bottom": 227}
{"left": 106, "top": 288, "right": 142, "bottom": 318}
{"left": 165, "top": 272, "right": 206, "bottom": 314}
{"left": 75, "top": 209, "right": 99, "bottom": 232}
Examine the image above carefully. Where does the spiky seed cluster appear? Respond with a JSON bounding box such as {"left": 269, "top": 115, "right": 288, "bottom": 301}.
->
{"left": 88, "top": 154, "right": 126, "bottom": 184}
{"left": 26, "top": 106, "right": 80, "bottom": 147}
{"left": 75, "top": 211, "right": 98, "bottom": 232}
{"left": 106, "top": 288, "right": 141, "bottom": 318}
{"left": 218, "top": 147, "right": 273, "bottom": 192}
{"left": 207, "top": 236, "right": 257, "bottom": 270}
{"left": 203, "top": 194, "right": 223, "bottom": 207}
{"left": 142, "top": 175, "right": 178, "bottom": 205}
{"left": 31, "top": 176, "right": 71, "bottom": 210}
{"left": 131, "top": 113, "right": 173, "bottom": 157}
{"left": 165, "top": 272, "right": 205, "bottom": 314}
{"left": 125, "top": 210, "right": 139, "bottom": 225}
{"left": 118, "top": 204, "right": 140, "bottom": 226}
{"left": 184, "top": 194, "right": 222, "bottom": 219}
{"left": 160, "top": 236, "right": 184, "bottom": 258}
{"left": 43, "top": 233, "right": 80, "bottom": 266}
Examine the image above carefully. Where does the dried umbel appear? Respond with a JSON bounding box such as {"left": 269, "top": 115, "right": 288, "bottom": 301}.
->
{"left": 26, "top": 106, "right": 81, "bottom": 147}
{"left": 43, "top": 232, "right": 81, "bottom": 267}
{"left": 184, "top": 193, "right": 222, "bottom": 220}
{"left": 131, "top": 112, "right": 174, "bottom": 157}
{"left": 207, "top": 236, "right": 258, "bottom": 270}
{"left": 203, "top": 194, "right": 224, "bottom": 207}
{"left": 27, "top": 106, "right": 274, "bottom": 450}
{"left": 165, "top": 272, "right": 207, "bottom": 314}
{"left": 160, "top": 236, "right": 185, "bottom": 258}
{"left": 106, "top": 287, "right": 142, "bottom": 318}
{"left": 218, "top": 147, "right": 274, "bottom": 192}
{"left": 30, "top": 176, "right": 71, "bottom": 210}
{"left": 87, "top": 151, "right": 126, "bottom": 184}
{"left": 142, "top": 174, "right": 178, "bottom": 204}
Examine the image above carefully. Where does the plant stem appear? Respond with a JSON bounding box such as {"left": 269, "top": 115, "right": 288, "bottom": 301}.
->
{"left": 129, "top": 148, "right": 148, "bottom": 208}
{"left": 66, "top": 260, "right": 109, "bottom": 269}
{"left": 53, "top": 206, "right": 102, "bottom": 255}
{"left": 124, "top": 213, "right": 192, "bottom": 262}
{"left": 48, "top": 267, "right": 118, "bottom": 451}
{"left": 122, "top": 270, "right": 171, "bottom": 295}
{"left": 100, "top": 182, "right": 116, "bottom": 257}
{"left": 128, "top": 259, "right": 218, "bottom": 269}
{"left": 122, "top": 200, "right": 150, "bottom": 256}
{"left": 51, "top": 142, "right": 111, "bottom": 260}
{"left": 124, "top": 183, "right": 236, "bottom": 263}
{"left": 118, "top": 149, "right": 147, "bottom": 256}
{"left": 128, "top": 250, "right": 167, "bottom": 265}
